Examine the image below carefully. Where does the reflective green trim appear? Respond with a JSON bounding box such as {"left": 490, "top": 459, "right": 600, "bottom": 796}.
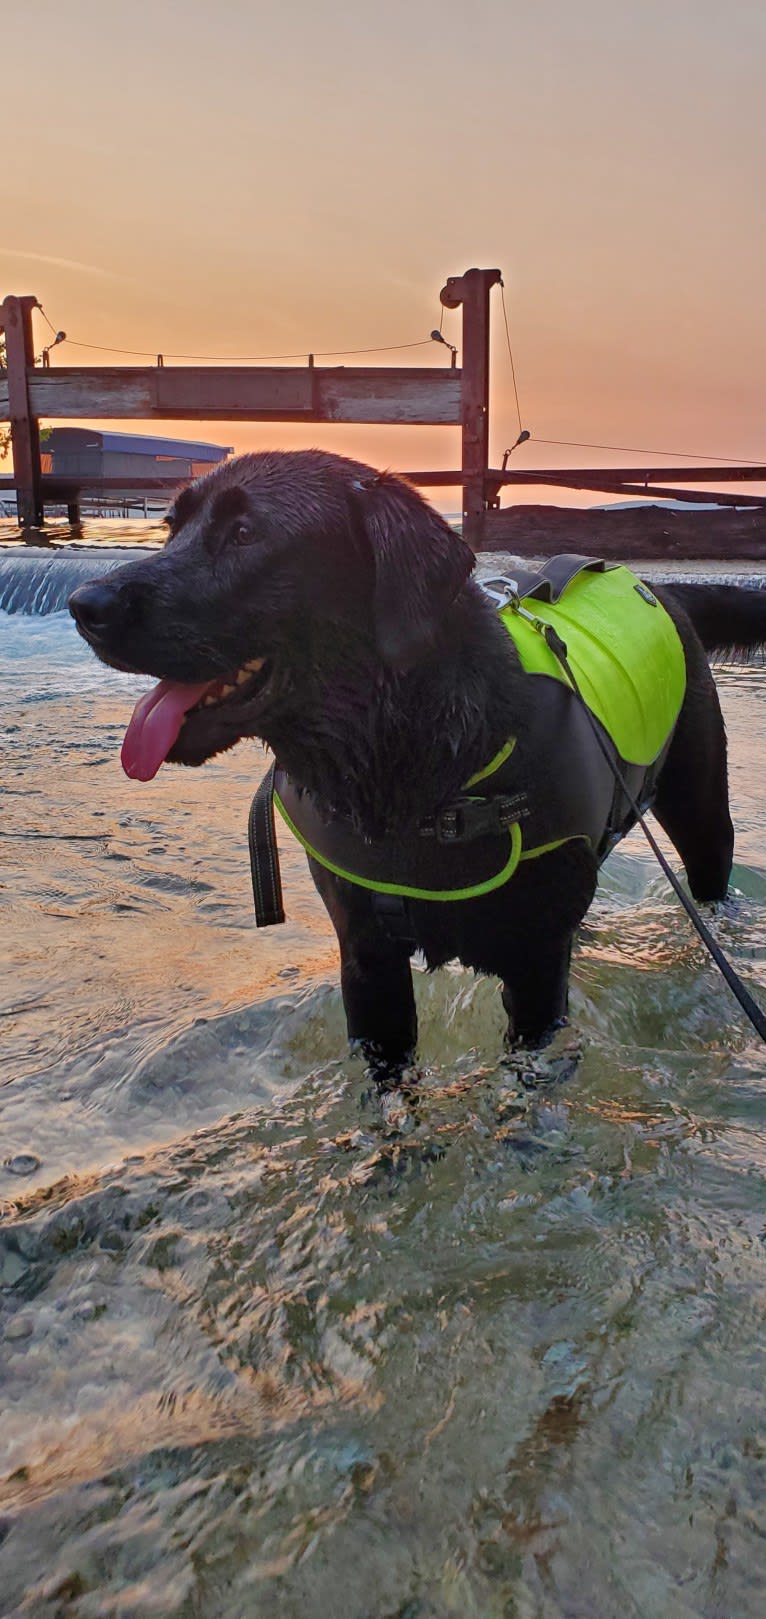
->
{"left": 465, "top": 736, "right": 516, "bottom": 787}
{"left": 274, "top": 790, "right": 523, "bottom": 901}
{"left": 519, "top": 833, "right": 591, "bottom": 861}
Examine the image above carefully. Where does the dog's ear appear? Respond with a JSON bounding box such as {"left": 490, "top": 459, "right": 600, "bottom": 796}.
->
{"left": 352, "top": 472, "right": 475, "bottom": 667}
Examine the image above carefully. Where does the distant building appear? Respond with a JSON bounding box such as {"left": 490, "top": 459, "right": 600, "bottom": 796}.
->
{"left": 41, "top": 428, "right": 231, "bottom": 486}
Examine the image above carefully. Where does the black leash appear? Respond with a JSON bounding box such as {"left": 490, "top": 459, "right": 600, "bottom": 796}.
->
{"left": 540, "top": 620, "right": 766, "bottom": 1046}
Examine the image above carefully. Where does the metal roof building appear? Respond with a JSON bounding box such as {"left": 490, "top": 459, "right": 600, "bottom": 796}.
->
{"left": 42, "top": 428, "right": 231, "bottom": 483}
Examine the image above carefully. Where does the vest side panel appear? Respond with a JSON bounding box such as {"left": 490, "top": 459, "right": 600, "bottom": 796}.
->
{"left": 500, "top": 565, "right": 686, "bottom": 765}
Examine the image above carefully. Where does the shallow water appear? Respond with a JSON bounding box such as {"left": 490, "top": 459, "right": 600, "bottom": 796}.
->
{"left": 1, "top": 527, "right": 766, "bottom": 1617}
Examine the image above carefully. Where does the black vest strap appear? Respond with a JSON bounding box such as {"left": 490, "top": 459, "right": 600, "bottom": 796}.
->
{"left": 248, "top": 763, "right": 285, "bottom": 927}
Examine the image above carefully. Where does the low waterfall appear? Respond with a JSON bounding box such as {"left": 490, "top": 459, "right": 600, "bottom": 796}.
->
{"left": 2, "top": 545, "right": 764, "bottom": 618}
{"left": 0, "top": 548, "right": 141, "bottom": 615}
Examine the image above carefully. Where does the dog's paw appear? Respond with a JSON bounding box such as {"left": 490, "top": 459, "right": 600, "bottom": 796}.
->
{"left": 718, "top": 888, "right": 744, "bottom": 919}
{"left": 504, "top": 1026, "right": 583, "bottom": 1091}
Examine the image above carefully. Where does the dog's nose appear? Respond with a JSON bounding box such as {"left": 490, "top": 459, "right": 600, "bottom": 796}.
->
{"left": 69, "top": 581, "right": 120, "bottom": 638}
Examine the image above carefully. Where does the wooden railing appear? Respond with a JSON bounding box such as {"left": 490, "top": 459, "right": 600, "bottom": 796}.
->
{"left": 2, "top": 267, "right": 764, "bottom": 545}
{"left": 0, "top": 267, "right": 498, "bottom": 542}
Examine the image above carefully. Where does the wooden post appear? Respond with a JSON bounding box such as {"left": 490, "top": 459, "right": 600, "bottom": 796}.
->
{"left": 440, "top": 268, "right": 502, "bottom": 549}
{"left": 1, "top": 295, "right": 43, "bottom": 528}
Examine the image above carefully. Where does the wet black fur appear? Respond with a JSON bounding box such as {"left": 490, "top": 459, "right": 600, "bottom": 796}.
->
{"left": 69, "top": 450, "right": 766, "bottom": 1073}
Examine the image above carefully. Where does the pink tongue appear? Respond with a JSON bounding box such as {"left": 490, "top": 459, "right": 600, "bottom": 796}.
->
{"left": 121, "top": 679, "right": 216, "bottom": 780}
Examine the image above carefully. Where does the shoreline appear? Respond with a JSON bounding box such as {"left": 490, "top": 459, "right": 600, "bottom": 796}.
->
{"left": 479, "top": 502, "right": 766, "bottom": 560}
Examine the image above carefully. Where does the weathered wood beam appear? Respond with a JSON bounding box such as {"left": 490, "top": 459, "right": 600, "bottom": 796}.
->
{"left": 0, "top": 365, "right": 462, "bottom": 425}
{"left": 604, "top": 482, "right": 765, "bottom": 508}
{"left": 489, "top": 465, "right": 766, "bottom": 487}
{"left": 0, "top": 470, "right": 462, "bottom": 496}
{"left": 1, "top": 463, "right": 761, "bottom": 499}
{"left": 403, "top": 469, "right": 766, "bottom": 501}
{"left": 1, "top": 295, "right": 43, "bottom": 526}
{"left": 440, "top": 269, "right": 502, "bottom": 547}
{"left": 2, "top": 468, "right": 761, "bottom": 508}
{"left": 0, "top": 475, "right": 186, "bottom": 495}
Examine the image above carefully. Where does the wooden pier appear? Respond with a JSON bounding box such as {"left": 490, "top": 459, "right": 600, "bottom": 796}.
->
{"left": 1, "top": 267, "right": 764, "bottom": 549}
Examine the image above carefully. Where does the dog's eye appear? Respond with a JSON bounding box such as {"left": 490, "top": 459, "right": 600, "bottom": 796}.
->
{"left": 233, "top": 522, "right": 252, "bottom": 546}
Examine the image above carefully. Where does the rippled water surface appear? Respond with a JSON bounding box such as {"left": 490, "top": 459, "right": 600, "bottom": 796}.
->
{"left": 2, "top": 526, "right": 766, "bottom": 1617}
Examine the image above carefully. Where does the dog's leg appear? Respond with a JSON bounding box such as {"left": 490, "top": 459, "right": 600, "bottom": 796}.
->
{"left": 651, "top": 658, "right": 734, "bottom": 902}
{"left": 500, "top": 932, "right": 574, "bottom": 1047}
{"left": 340, "top": 938, "right": 417, "bottom": 1075}
{"left": 309, "top": 861, "right": 417, "bottom": 1077}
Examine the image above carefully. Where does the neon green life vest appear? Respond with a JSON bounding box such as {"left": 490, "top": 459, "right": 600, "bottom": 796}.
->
{"left": 271, "top": 561, "right": 687, "bottom": 905}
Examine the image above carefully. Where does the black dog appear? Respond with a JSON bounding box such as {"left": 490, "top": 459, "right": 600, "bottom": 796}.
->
{"left": 69, "top": 451, "right": 766, "bottom": 1073}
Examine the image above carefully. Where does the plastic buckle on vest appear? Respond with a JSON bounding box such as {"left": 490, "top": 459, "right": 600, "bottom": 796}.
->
{"left": 421, "top": 793, "right": 528, "bottom": 844}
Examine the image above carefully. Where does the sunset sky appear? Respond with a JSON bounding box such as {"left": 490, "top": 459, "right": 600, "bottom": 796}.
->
{"left": 3, "top": 0, "right": 765, "bottom": 501}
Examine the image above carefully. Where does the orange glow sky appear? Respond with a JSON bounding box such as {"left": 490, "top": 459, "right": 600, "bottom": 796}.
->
{"left": 3, "top": 0, "right": 765, "bottom": 504}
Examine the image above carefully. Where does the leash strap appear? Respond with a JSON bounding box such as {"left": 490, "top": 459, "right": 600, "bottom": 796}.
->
{"left": 541, "top": 620, "right": 766, "bottom": 1046}
{"left": 248, "top": 762, "right": 285, "bottom": 927}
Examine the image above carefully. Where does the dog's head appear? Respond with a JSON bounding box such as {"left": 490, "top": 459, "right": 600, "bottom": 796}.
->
{"left": 68, "top": 450, "right": 475, "bottom": 779}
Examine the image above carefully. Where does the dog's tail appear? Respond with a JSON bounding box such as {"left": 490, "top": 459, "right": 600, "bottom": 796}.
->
{"left": 662, "top": 582, "right": 766, "bottom": 659}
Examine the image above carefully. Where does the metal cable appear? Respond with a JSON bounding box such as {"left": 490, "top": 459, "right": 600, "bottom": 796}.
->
{"left": 36, "top": 305, "right": 433, "bottom": 363}
{"left": 499, "top": 283, "right": 523, "bottom": 435}
{"left": 533, "top": 436, "right": 766, "bottom": 466}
